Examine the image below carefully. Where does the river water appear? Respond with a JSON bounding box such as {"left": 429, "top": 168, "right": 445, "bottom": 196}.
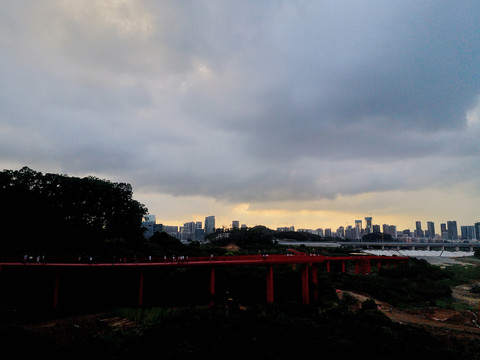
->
{"left": 363, "top": 249, "right": 475, "bottom": 266}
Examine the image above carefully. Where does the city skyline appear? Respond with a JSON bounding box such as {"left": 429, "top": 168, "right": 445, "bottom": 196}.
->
{"left": 1, "top": 2, "right": 479, "bottom": 233}
{"left": 144, "top": 212, "right": 479, "bottom": 240}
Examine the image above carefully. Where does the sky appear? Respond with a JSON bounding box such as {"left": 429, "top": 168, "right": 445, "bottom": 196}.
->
{"left": 1, "top": 0, "right": 479, "bottom": 232}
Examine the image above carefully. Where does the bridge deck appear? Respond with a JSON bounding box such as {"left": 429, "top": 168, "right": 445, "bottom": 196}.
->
{"left": 0, "top": 254, "right": 409, "bottom": 268}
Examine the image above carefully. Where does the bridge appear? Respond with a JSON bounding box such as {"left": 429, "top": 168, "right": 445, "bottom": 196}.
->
{"left": 340, "top": 241, "right": 480, "bottom": 251}
{"left": 0, "top": 253, "right": 408, "bottom": 310}
{"left": 278, "top": 240, "right": 480, "bottom": 252}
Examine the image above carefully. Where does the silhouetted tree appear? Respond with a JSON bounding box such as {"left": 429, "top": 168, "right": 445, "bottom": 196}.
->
{"left": 0, "top": 167, "right": 147, "bottom": 256}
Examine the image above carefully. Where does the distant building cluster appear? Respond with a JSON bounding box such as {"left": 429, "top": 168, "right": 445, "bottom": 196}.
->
{"left": 142, "top": 215, "right": 247, "bottom": 242}
{"left": 142, "top": 215, "right": 214, "bottom": 242}
{"left": 283, "top": 218, "right": 480, "bottom": 242}
{"left": 142, "top": 214, "right": 480, "bottom": 242}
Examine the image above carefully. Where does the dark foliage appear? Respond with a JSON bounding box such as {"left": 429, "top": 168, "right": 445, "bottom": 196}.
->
{"left": 211, "top": 225, "right": 275, "bottom": 250}
{"left": 0, "top": 167, "right": 147, "bottom": 257}
{"left": 362, "top": 231, "right": 393, "bottom": 241}
{"left": 330, "top": 258, "right": 453, "bottom": 306}
{"left": 1, "top": 304, "right": 475, "bottom": 360}
{"left": 273, "top": 230, "right": 323, "bottom": 242}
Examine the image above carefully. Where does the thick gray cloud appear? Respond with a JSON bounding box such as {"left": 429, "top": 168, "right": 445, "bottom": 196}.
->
{"left": 1, "top": 0, "right": 479, "bottom": 216}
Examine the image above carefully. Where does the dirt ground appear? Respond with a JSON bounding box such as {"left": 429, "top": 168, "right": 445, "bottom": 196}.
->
{"left": 338, "top": 284, "right": 480, "bottom": 340}
{"left": 22, "top": 313, "right": 139, "bottom": 347}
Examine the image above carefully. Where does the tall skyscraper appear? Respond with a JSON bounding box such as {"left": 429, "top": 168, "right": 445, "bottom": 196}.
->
{"left": 415, "top": 221, "right": 424, "bottom": 238}
{"left": 427, "top": 221, "right": 435, "bottom": 239}
{"left": 355, "top": 220, "right": 362, "bottom": 231}
{"left": 475, "top": 222, "right": 480, "bottom": 241}
{"left": 447, "top": 221, "right": 458, "bottom": 240}
{"left": 365, "top": 217, "right": 372, "bottom": 233}
{"left": 204, "top": 215, "right": 215, "bottom": 235}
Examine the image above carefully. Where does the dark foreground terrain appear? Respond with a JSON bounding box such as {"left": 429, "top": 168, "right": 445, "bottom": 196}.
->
{"left": 2, "top": 299, "right": 480, "bottom": 360}
{"left": 3, "top": 258, "right": 480, "bottom": 360}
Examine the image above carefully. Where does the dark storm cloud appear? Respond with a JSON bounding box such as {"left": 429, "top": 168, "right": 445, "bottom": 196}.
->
{"left": 180, "top": 1, "right": 480, "bottom": 161}
{"left": 0, "top": 0, "right": 479, "bottom": 205}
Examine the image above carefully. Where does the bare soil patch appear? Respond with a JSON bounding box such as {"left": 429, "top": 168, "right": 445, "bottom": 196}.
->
{"left": 23, "top": 313, "right": 138, "bottom": 346}
{"left": 337, "top": 288, "right": 480, "bottom": 340}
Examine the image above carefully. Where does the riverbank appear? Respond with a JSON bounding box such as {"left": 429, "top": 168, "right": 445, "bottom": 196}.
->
{"left": 364, "top": 249, "right": 475, "bottom": 266}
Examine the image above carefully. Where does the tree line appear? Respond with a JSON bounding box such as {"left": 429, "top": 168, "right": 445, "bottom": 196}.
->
{"left": 0, "top": 167, "right": 148, "bottom": 258}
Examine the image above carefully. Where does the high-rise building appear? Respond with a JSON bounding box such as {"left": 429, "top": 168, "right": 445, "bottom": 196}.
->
{"left": 184, "top": 221, "right": 196, "bottom": 233}
{"left": 388, "top": 225, "right": 397, "bottom": 239}
{"left": 427, "top": 221, "right": 435, "bottom": 239}
{"left": 447, "top": 221, "right": 458, "bottom": 240}
{"left": 154, "top": 223, "right": 163, "bottom": 234}
{"left": 232, "top": 220, "right": 239, "bottom": 229}
{"left": 142, "top": 214, "right": 156, "bottom": 238}
{"left": 382, "top": 224, "right": 389, "bottom": 234}
{"left": 144, "top": 215, "right": 156, "bottom": 223}
{"left": 204, "top": 215, "right": 215, "bottom": 235}
{"left": 195, "top": 228, "right": 205, "bottom": 242}
{"left": 345, "top": 226, "right": 355, "bottom": 239}
{"left": 475, "top": 222, "right": 480, "bottom": 241}
{"left": 440, "top": 223, "right": 448, "bottom": 240}
{"left": 461, "top": 226, "right": 476, "bottom": 240}
{"left": 163, "top": 225, "right": 179, "bottom": 239}
{"left": 365, "top": 217, "right": 372, "bottom": 234}
{"left": 380, "top": 224, "right": 397, "bottom": 238}
{"left": 181, "top": 221, "right": 198, "bottom": 241}
{"left": 415, "top": 221, "right": 424, "bottom": 238}
{"left": 355, "top": 220, "right": 362, "bottom": 232}
{"left": 336, "top": 226, "right": 345, "bottom": 238}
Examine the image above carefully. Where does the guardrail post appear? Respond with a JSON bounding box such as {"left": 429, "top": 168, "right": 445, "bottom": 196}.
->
{"left": 266, "top": 265, "right": 274, "bottom": 303}
{"left": 209, "top": 267, "right": 215, "bottom": 307}
{"left": 53, "top": 273, "right": 59, "bottom": 308}
{"left": 301, "top": 264, "right": 309, "bottom": 304}
{"left": 311, "top": 265, "right": 318, "bottom": 301}
{"left": 138, "top": 271, "right": 144, "bottom": 306}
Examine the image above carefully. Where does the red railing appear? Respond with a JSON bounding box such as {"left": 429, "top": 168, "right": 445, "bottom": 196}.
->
{"left": 0, "top": 254, "right": 409, "bottom": 308}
